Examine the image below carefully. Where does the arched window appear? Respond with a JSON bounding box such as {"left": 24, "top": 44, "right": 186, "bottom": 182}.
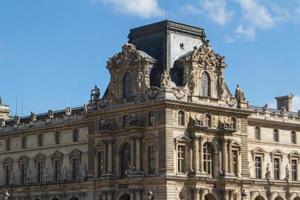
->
{"left": 255, "top": 127, "right": 261, "bottom": 140}
{"left": 201, "top": 72, "right": 211, "bottom": 97}
{"left": 123, "top": 72, "right": 133, "bottom": 98}
{"left": 178, "top": 111, "right": 185, "bottom": 126}
{"left": 120, "top": 143, "right": 131, "bottom": 177}
{"left": 203, "top": 142, "right": 214, "bottom": 175}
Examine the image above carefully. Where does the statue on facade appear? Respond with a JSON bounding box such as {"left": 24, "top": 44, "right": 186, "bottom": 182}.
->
{"left": 64, "top": 107, "right": 72, "bottom": 116}
{"left": 48, "top": 110, "right": 54, "bottom": 118}
{"left": 285, "top": 165, "right": 290, "bottom": 181}
{"left": 147, "top": 189, "right": 154, "bottom": 200}
{"left": 3, "top": 189, "right": 10, "bottom": 200}
{"left": 235, "top": 84, "right": 247, "bottom": 108}
{"left": 265, "top": 163, "right": 271, "bottom": 179}
{"left": 0, "top": 119, "right": 5, "bottom": 127}
{"left": 235, "top": 85, "right": 245, "bottom": 101}
{"left": 161, "top": 70, "right": 171, "bottom": 89}
{"left": 30, "top": 112, "right": 37, "bottom": 122}
{"left": 90, "top": 86, "right": 100, "bottom": 102}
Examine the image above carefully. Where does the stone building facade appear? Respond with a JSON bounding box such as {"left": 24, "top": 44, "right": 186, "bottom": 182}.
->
{"left": 0, "top": 20, "right": 300, "bottom": 200}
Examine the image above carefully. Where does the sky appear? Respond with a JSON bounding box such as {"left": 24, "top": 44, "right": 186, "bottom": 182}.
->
{"left": 0, "top": 0, "right": 300, "bottom": 116}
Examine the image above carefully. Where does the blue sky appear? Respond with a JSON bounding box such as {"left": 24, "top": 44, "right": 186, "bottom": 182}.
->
{"left": 0, "top": 0, "right": 300, "bottom": 116}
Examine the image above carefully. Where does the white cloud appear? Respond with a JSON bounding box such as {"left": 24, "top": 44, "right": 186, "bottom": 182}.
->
{"left": 234, "top": 24, "right": 256, "bottom": 41}
{"left": 99, "top": 0, "right": 164, "bottom": 18}
{"left": 199, "top": 0, "right": 233, "bottom": 26}
{"left": 237, "top": 0, "right": 275, "bottom": 29}
{"left": 181, "top": 5, "right": 201, "bottom": 15}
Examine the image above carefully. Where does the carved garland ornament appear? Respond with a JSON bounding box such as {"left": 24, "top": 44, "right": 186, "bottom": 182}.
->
{"left": 107, "top": 43, "right": 155, "bottom": 68}
{"left": 189, "top": 42, "right": 226, "bottom": 69}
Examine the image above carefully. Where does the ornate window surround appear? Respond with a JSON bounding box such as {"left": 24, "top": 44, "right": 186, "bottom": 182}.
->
{"left": 174, "top": 135, "right": 191, "bottom": 174}
{"left": 143, "top": 134, "right": 159, "bottom": 175}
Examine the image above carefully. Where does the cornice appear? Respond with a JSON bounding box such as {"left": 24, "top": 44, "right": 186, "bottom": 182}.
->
{"left": 248, "top": 118, "right": 300, "bottom": 131}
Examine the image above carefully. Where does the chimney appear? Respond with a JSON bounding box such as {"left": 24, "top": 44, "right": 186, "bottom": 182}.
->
{"left": 0, "top": 97, "right": 10, "bottom": 120}
{"left": 275, "top": 94, "right": 294, "bottom": 112}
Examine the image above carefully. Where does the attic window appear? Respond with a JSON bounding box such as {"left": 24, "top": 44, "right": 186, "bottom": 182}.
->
{"left": 180, "top": 43, "right": 184, "bottom": 50}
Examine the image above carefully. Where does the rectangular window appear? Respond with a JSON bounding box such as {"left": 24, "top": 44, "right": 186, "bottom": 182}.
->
{"left": 22, "top": 136, "right": 27, "bottom": 149}
{"left": 147, "top": 145, "right": 156, "bottom": 174}
{"left": 37, "top": 161, "right": 44, "bottom": 183}
{"left": 5, "top": 165, "right": 11, "bottom": 186}
{"left": 55, "top": 131, "right": 60, "bottom": 145}
{"left": 292, "top": 131, "right": 297, "bottom": 144}
{"left": 21, "top": 163, "right": 27, "bottom": 185}
{"left": 5, "top": 138, "right": 10, "bottom": 151}
{"left": 72, "top": 158, "right": 80, "bottom": 180}
{"left": 274, "top": 158, "right": 280, "bottom": 180}
{"left": 255, "top": 157, "right": 262, "bottom": 179}
{"left": 37, "top": 134, "right": 44, "bottom": 147}
{"left": 233, "top": 150, "right": 238, "bottom": 176}
{"left": 292, "top": 160, "right": 297, "bottom": 181}
{"left": 255, "top": 127, "right": 261, "bottom": 140}
{"left": 97, "top": 151, "right": 104, "bottom": 177}
{"left": 53, "top": 159, "right": 61, "bottom": 182}
{"left": 73, "top": 129, "right": 79, "bottom": 142}
{"left": 177, "top": 145, "right": 186, "bottom": 173}
{"left": 273, "top": 129, "right": 279, "bottom": 142}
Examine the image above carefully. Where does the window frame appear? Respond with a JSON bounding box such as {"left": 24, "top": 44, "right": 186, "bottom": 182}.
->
{"left": 291, "top": 131, "right": 297, "bottom": 144}
{"left": 273, "top": 157, "right": 281, "bottom": 180}
{"left": 37, "top": 133, "right": 44, "bottom": 147}
{"left": 178, "top": 111, "right": 185, "bottom": 126}
{"left": 291, "top": 159, "right": 298, "bottom": 181}
{"left": 255, "top": 156, "right": 262, "bottom": 179}
{"left": 273, "top": 129, "right": 279, "bottom": 142}
{"left": 255, "top": 127, "right": 261, "bottom": 140}
{"left": 177, "top": 144, "right": 186, "bottom": 174}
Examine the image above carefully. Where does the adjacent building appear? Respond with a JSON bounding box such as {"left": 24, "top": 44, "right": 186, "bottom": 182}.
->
{"left": 0, "top": 20, "right": 300, "bottom": 200}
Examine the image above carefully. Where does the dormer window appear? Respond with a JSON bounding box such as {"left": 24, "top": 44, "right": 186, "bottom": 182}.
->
{"left": 201, "top": 72, "right": 211, "bottom": 97}
{"left": 123, "top": 72, "right": 133, "bottom": 98}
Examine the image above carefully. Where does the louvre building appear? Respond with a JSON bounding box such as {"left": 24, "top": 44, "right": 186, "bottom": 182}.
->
{"left": 0, "top": 20, "right": 300, "bottom": 200}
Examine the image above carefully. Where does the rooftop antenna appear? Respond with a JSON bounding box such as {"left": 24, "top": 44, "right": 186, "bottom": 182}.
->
{"left": 21, "top": 93, "right": 24, "bottom": 117}
{"left": 15, "top": 96, "right": 18, "bottom": 116}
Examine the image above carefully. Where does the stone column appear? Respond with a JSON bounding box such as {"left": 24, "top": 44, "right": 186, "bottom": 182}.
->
{"left": 135, "top": 137, "right": 141, "bottom": 172}
{"left": 224, "top": 190, "right": 229, "bottom": 200}
{"left": 222, "top": 139, "right": 228, "bottom": 175}
{"left": 199, "top": 137, "right": 204, "bottom": 173}
{"left": 107, "top": 141, "right": 113, "bottom": 174}
{"left": 135, "top": 190, "right": 141, "bottom": 200}
{"left": 194, "top": 188, "right": 200, "bottom": 200}
{"left": 130, "top": 138, "right": 135, "bottom": 171}
{"left": 193, "top": 136, "right": 200, "bottom": 174}
{"left": 228, "top": 140, "right": 233, "bottom": 175}
{"left": 107, "top": 191, "right": 113, "bottom": 200}
{"left": 200, "top": 188, "right": 206, "bottom": 200}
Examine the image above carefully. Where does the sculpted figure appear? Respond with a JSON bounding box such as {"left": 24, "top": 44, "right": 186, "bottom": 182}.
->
{"left": 235, "top": 84, "right": 245, "bottom": 101}
{"left": 90, "top": 86, "right": 100, "bottom": 102}
{"left": 161, "top": 70, "right": 171, "bottom": 88}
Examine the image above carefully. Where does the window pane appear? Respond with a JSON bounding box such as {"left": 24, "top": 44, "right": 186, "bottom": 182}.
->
{"left": 255, "top": 157, "right": 261, "bottom": 179}
{"left": 274, "top": 158, "right": 280, "bottom": 180}
{"left": 178, "top": 145, "right": 186, "bottom": 173}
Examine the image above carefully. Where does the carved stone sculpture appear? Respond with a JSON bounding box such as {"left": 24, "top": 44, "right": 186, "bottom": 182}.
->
{"left": 161, "top": 70, "right": 171, "bottom": 89}
{"left": 90, "top": 85, "right": 100, "bottom": 102}
{"left": 31, "top": 112, "right": 37, "bottom": 122}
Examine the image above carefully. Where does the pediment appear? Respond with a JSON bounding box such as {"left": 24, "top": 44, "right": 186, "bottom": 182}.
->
{"left": 107, "top": 43, "right": 155, "bottom": 69}
{"left": 51, "top": 151, "right": 64, "bottom": 160}
{"left": 18, "top": 155, "right": 29, "bottom": 163}
{"left": 34, "top": 153, "right": 46, "bottom": 161}
{"left": 143, "top": 134, "right": 159, "bottom": 143}
{"left": 180, "top": 42, "right": 226, "bottom": 69}
{"left": 175, "top": 135, "right": 191, "bottom": 144}
{"left": 289, "top": 151, "right": 300, "bottom": 160}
